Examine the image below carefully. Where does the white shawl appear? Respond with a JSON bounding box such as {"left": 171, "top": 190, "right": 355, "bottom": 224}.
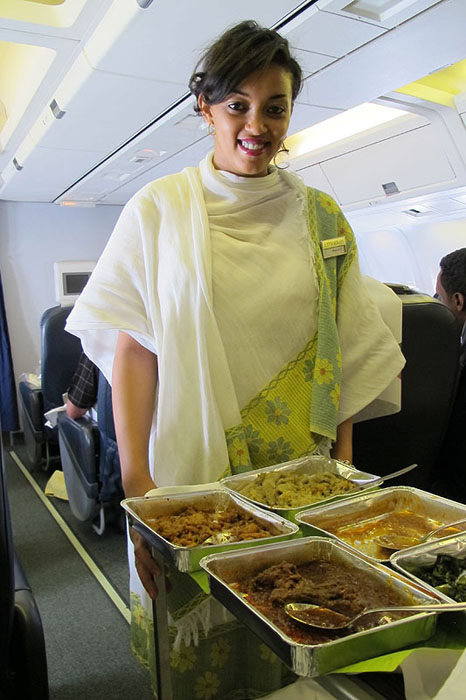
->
{"left": 66, "top": 160, "right": 405, "bottom": 487}
{"left": 66, "top": 167, "right": 237, "bottom": 486}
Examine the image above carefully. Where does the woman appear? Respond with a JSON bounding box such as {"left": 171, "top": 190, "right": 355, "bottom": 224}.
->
{"left": 67, "top": 20, "right": 405, "bottom": 699}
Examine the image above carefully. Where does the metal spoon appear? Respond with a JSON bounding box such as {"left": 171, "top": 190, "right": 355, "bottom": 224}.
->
{"left": 374, "top": 518, "right": 466, "bottom": 551}
{"left": 285, "top": 601, "right": 466, "bottom": 630}
{"left": 374, "top": 463, "right": 418, "bottom": 483}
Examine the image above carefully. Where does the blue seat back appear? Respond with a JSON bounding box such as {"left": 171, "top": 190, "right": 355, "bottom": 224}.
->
{"left": 40, "top": 306, "right": 82, "bottom": 414}
{"left": 97, "top": 372, "right": 123, "bottom": 506}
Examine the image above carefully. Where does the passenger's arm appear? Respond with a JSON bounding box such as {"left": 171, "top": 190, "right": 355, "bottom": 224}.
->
{"left": 65, "top": 400, "right": 88, "bottom": 420}
{"left": 112, "top": 331, "right": 160, "bottom": 599}
{"left": 112, "top": 331, "right": 158, "bottom": 498}
{"left": 330, "top": 417, "right": 353, "bottom": 463}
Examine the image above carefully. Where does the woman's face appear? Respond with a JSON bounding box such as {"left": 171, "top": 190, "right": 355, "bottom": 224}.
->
{"left": 199, "top": 65, "right": 293, "bottom": 178}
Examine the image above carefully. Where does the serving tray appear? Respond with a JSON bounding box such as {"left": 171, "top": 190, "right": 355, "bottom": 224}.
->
{"left": 121, "top": 488, "right": 299, "bottom": 572}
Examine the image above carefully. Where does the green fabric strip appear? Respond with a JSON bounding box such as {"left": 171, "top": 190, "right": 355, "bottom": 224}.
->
{"left": 225, "top": 188, "right": 357, "bottom": 474}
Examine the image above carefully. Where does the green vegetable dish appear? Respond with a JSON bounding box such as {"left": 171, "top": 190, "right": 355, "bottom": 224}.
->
{"left": 416, "top": 554, "right": 466, "bottom": 601}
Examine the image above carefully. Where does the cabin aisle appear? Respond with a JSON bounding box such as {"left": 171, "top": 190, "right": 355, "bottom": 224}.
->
{"left": 4, "top": 440, "right": 155, "bottom": 700}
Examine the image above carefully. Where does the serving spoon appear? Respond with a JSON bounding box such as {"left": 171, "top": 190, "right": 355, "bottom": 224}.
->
{"left": 372, "top": 463, "right": 418, "bottom": 483}
{"left": 374, "top": 518, "right": 466, "bottom": 551}
{"left": 285, "top": 601, "right": 466, "bottom": 630}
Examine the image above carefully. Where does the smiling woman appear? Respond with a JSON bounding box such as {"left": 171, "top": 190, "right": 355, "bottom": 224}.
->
{"left": 189, "top": 22, "right": 302, "bottom": 178}
{"left": 65, "top": 18, "right": 405, "bottom": 700}
{"left": 197, "top": 66, "right": 293, "bottom": 178}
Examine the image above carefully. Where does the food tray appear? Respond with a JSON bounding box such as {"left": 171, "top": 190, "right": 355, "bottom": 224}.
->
{"left": 391, "top": 534, "right": 466, "bottom": 632}
{"left": 121, "top": 489, "right": 299, "bottom": 572}
{"left": 220, "top": 454, "right": 380, "bottom": 521}
{"left": 200, "top": 536, "right": 438, "bottom": 677}
{"left": 296, "top": 487, "right": 466, "bottom": 562}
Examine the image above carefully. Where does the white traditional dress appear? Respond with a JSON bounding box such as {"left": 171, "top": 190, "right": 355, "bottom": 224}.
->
{"left": 66, "top": 152, "right": 405, "bottom": 699}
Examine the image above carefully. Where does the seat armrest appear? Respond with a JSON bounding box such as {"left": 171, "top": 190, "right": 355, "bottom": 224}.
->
{"left": 12, "top": 553, "right": 49, "bottom": 700}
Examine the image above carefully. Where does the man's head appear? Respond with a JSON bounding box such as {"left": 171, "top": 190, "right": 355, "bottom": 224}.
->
{"left": 436, "top": 247, "right": 466, "bottom": 324}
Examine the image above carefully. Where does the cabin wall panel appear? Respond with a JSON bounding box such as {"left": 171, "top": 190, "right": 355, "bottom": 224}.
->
{"left": 0, "top": 201, "right": 122, "bottom": 394}
{"left": 354, "top": 217, "right": 466, "bottom": 295}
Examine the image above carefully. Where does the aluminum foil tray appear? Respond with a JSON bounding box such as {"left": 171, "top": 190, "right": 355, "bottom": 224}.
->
{"left": 296, "top": 486, "right": 466, "bottom": 563}
{"left": 200, "top": 536, "right": 437, "bottom": 677}
{"left": 391, "top": 534, "right": 466, "bottom": 633}
{"left": 220, "top": 455, "right": 380, "bottom": 521}
{"left": 121, "top": 489, "right": 299, "bottom": 572}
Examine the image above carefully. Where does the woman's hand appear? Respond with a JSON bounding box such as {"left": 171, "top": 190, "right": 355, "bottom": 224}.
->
{"left": 331, "top": 417, "right": 353, "bottom": 463}
{"left": 130, "top": 528, "right": 161, "bottom": 600}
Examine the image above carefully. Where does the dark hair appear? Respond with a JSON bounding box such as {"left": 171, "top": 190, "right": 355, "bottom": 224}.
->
{"left": 189, "top": 20, "right": 302, "bottom": 111}
{"left": 440, "top": 247, "right": 466, "bottom": 297}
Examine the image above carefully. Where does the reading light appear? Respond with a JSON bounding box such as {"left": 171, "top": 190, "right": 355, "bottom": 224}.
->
{"left": 285, "top": 102, "right": 410, "bottom": 160}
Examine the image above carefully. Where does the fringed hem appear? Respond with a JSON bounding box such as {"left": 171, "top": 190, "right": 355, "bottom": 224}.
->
{"left": 172, "top": 596, "right": 234, "bottom": 650}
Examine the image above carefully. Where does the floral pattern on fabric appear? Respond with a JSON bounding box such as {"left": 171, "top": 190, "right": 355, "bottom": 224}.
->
{"left": 195, "top": 671, "right": 220, "bottom": 699}
{"left": 267, "top": 436, "right": 295, "bottom": 464}
{"left": 170, "top": 642, "right": 197, "bottom": 672}
{"left": 210, "top": 638, "right": 231, "bottom": 668}
{"left": 224, "top": 187, "right": 357, "bottom": 473}
{"left": 314, "top": 358, "right": 334, "bottom": 385}
{"left": 225, "top": 335, "right": 320, "bottom": 471}
{"left": 331, "top": 383, "right": 340, "bottom": 409}
{"left": 317, "top": 191, "right": 340, "bottom": 215}
{"left": 226, "top": 424, "right": 252, "bottom": 473}
{"left": 130, "top": 591, "right": 296, "bottom": 700}
{"left": 265, "top": 396, "right": 291, "bottom": 425}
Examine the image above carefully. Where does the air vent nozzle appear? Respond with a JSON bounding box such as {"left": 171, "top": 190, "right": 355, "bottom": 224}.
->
{"left": 382, "top": 181, "right": 399, "bottom": 196}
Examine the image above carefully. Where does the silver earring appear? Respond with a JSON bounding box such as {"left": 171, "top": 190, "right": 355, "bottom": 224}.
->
{"left": 207, "top": 123, "right": 216, "bottom": 136}
{"left": 273, "top": 143, "right": 290, "bottom": 169}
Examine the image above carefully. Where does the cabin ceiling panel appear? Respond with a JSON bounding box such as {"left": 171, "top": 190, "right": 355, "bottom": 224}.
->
{"left": 321, "top": 124, "right": 457, "bottom": 207}
{"left": 292, "top": 48, "right": 337, "bottom": 78}
{"left": 37, "top": 70, "right": 185, "bottom": 152}
{"left": 84, "top": 0, "right": 307, "bottom": 83}
{"left": 289, "top": 102, "right": 344, "bottom": 133}
{"left": 298, "top": 0, "right": 466, "bottom": 110}
{"left": 97, "top": 139, "right": 212, "bottom": 206}
{"left": 0, "top": 145, "right": 107, "bottom": 201}
{"left": 316, "top": 0, "right": 442, "bottom": 30}
{"left": 52, "top": 101, "right": 208, "bottom": 201}
{"left": 60, "top": 101, "right": 345, "bottom": 205}
{"left": 58, "top": 130, "right": 210, "bottom": 204}
{"left": 0, "top": 0, "right": 114, "bottom": 40}
{"left": 293, "top": 161, "right": 338, "bottom": 197}
{"left": 285, "top": 6, "right": 385, "bottom": 57}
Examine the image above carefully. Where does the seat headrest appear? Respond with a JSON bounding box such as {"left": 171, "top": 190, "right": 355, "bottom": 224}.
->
{"left": 40, "top": 306, "right": 82, "bottom": 412}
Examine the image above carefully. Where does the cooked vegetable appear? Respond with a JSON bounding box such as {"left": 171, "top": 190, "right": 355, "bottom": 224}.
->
{"left": 415, "top": 554, "right": 466, "bottom": 602}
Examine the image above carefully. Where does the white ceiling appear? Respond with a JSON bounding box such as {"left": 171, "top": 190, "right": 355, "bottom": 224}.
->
{"left": 0, "top": 0, "right": 465, "bottom": 210}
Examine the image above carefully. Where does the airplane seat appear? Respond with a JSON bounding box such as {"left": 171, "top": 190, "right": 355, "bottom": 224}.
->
{"left": 0, "top": 429, "right": 49, "bottom": 700}
{"left": 18, "top": 306, "right": 82, "bottom": 470}
{"left": 57, "top": 414, "right": 100, "bottom": 524}
{"left": 352, "top": 292, "right": 460, "bottom": 491}
{"left": 57, "top": 371, "right": 124, "bottom": 535}
{"left": 96, "top": 373, "right": 124, "bottom": 520}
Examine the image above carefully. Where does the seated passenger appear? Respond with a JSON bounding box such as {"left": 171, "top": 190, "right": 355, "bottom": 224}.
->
{"left": 432, "top": 247, "right": 466, "bottom": 502}
{"left": 65, "top": 352, "right": 99, "bottom": 420}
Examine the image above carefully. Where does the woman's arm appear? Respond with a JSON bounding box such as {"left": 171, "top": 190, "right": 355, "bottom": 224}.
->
{"left": 112, "top": 331, "right": 160, "bottom": 598}
{"left": 112, "top": 331, "right": 158, "bottom": 497}
{"left": 330, "top": 417, "right": 353, "bottom": 463}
